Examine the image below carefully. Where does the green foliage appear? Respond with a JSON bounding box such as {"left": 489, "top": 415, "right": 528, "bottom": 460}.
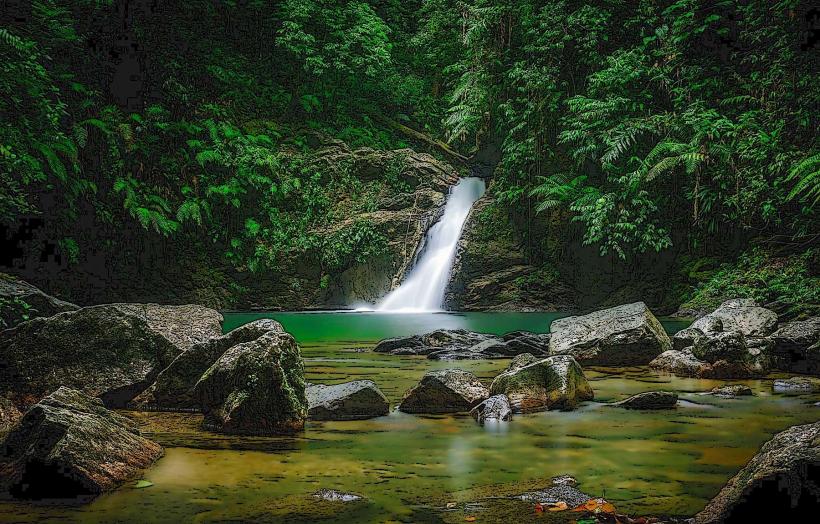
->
{"left": 321, "top": 220, "right": 388, "bottom": 273}
{"left": 681, "top": 248, "right": 820, "bottom": 318}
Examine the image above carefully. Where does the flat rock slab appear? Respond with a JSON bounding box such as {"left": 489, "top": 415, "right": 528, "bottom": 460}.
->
{"left": 109, "top": 303, "right": 223, "bottom": 352}
{"left": 307, "top": 380, "right": 389, "bottom": 420}
{"left": 490, "top": 354, "right": 593, "bottom": 413}
{"left": 399, "top": 369, "right": 489, "bottom": 414}
{"left": 694, "top": 421, "right": 820, "bottom": 523}
{"left": 549, "top": 302, "right": 671, "bottom": 366}
{"left": 610, "top": 391, "right": 678, "bottom": 409}
{"left": 374, "top": 329, "right": 550, "bottom": 360}
{"left": 0, "top": 387, "right": 162, "bottom": 500}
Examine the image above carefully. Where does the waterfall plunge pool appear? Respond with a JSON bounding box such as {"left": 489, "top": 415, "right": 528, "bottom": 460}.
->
{"left": 3, "top": 311, "right": 818, "bottom": 523}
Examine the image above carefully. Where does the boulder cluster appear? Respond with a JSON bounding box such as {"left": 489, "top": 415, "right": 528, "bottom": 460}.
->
{"left": 650, "top": 299, "right": 820, "bottom": 379}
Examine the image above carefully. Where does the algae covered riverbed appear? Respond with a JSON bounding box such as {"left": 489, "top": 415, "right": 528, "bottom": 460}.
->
{"left": 1, "top": 312, "right": 818, "bottom": 523}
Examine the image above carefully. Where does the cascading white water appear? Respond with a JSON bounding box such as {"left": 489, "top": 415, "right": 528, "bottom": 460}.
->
{"left": 377, "top": 177, "right": 486, "bottom": 312}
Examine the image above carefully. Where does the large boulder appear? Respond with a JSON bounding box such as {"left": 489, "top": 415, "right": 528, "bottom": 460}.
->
{"left": 133, "top": 319, "right": 284, "bottom": 410}
{"left": 0, "top": 273, "right": 78, "bottom": 329}
{"left": 108, "top": 303, "right": 223, "bottom": 353}
{"left": 398, "top": 369, "right": 489, "bottom": 414}
{"left": 693, "top": 421, "right": 820, "bottom": 523}
{"left": 470, "top": 394, "right": 512, "bottom": 423}
{"left": 710, "top": 384, "right": 754, "bottom": 397}
{"left": 610, "top": 391, "right": 678, "bottom": 410}
{"left": 705, "top": 299, "right": 778, "bottom": 337}
{"left": 307, "top": 380, "right": 389, "bottom": 420}
{"left": 769, "top": 317, "right": 820, "bottom": 375}
{"left": 193, "top": 331, "right": 307, "bottom": 435}
{"left": 490, "top": 354, "right": 594, "bottom": 413}
{"left": 0, "top": 387, "right": 162, "bottom": 500}
{"left": 691, "top": 331, "right": 748, "bottom": 363}
{"left": 549, "top": 302, "right": 672, "bottom": 366}
{"left": 649, "top": 349, "right": 709, "bottom": 376}
{"left": 0, "top": 305, "right": 182, "bottom": 408}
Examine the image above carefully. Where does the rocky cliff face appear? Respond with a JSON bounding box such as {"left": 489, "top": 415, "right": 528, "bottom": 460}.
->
{"left": 444, "top": 195, "right": 575, "bottom": 311}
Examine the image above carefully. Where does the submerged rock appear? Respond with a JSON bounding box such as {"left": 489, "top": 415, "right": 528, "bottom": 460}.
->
{"left": 772, "top": 377, "right": 820, "bottom": 393}
{"left": 307, "top": 380, "right": 389, "bottom": 420}
{"left": 134, "top": 319, "right": 284, "bottom": 410}
{"left": 549, "top": 302, "right": 672, "bottom": 366}
{"left": 610, "top": 391, "right": 678, "bottom": 410}
{"left": 107, "top": 303, "right": 223, "bottom": 352}
{"left": 0, "top": 305, "right": 182, "bottom": 408}
{"left": 470, "top": 394, "right": 512, "bottom": 423}
{"left": 693, "top": 421, "right": 820, "bottom": 523}
{"left": 710, "top": 385, "right": 754, "bottom": 397}
{"left": 398, "top": 369, "right": 489, "bottom": 414}
{"left": 490, "top": 354, "right": 593, "bottom": 413}
{"left": 0, "top": 273, "right": 78, "bottom": 328}
{"left": 0, "top": 387, "right": 162, "bottom": 500}
{"left": 194, "top": 331, "right": 307, "bottom": 435}
{"left": 312, "top": 488, "right": 363, "bottom": 502}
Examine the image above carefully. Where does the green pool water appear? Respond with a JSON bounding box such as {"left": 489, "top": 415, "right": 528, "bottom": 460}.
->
{"left": 1, "top": 312, "right": 818, "bottom": 523}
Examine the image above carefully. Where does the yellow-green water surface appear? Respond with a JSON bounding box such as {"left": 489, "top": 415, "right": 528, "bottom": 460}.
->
{"left": 1, "top": 312, "right": 818, "bottom": 523}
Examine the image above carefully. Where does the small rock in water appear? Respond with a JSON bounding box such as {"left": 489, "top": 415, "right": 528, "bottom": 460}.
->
{"left": 470, "top": 394, "right": 512, "bottom": 423}
{"left": 710, "top": 384, "right": 753, "bottom": 397}
{"left": 610, "top": 391, "right": 678, "bottom": 410}
{"left": 313, "top": 489, "right": 363, "bottom": 502}
{"left": 772, "top": 376, "right": 820, "bottom": 393}
{"left": 517, "top": 485, "right": 591, "bottom": 508}
{"left": 550, "top": 475, "right": 578, "bottom": 487}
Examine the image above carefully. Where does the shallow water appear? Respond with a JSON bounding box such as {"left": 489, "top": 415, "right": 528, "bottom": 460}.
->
{"left": 2, "top": 312, "right": 818, "bottom": 523}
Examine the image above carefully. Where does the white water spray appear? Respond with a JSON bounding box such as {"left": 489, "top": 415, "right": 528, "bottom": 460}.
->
{"left": 377, "top": 177, "right": 485, "bottom": 312}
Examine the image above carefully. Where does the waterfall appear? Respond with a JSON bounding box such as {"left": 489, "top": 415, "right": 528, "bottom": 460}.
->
{"left": 377, "top": 177, "right": 486, "bottom": 312}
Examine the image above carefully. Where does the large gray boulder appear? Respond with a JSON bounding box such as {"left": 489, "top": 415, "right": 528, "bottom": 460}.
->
{"left": 770, "top": 317, "right": 820, "bottom": 375}
{"left": 691, "top": 331, "right": 748, "bottom": 363}
{"left": 108, "top": 303, "right": 223, "bottom": 353}
{"left": 193, "top": 331, "right": 307, "bottom": 435}
{"left": 706, "top": 299, "right": 778, "bottom": 337}
{"left": 0, "top": 305, "right": 183, "bottom": 408}
{"left": 0, "top": 387, "right": 163, "bottom": 500}
{"left": 649, "top": 349, "right": 709, "bottom": 376}
{"left": 549, "top": 302, "right": 672, "bottom": 366}
{"left": 0, "top": 273, "right": 78, "bottom": 329}
{"left": 398, "top": 369, "right": 489, "bottom": 414}
{"left": 490, "top": 354, "right": 593, "bottom": 413}
{"left": 694, "top": 421, "right": 820, "bottom": 523}
{"left": 307, "top": 380, "right": 389, "bottom": 420}
{"left": 133, "top": 319, "right": 284, "bottom": 410}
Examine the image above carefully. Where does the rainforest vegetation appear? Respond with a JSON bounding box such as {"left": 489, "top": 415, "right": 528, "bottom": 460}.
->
{"left": 1, "top": 0, "right": 818, "bottom": 313}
